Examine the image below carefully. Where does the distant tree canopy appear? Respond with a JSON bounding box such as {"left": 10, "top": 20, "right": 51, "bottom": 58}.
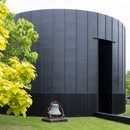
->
{"left": 0, "top": 0, "right": 39, "bottom": 117}
{"left": 126, "top": 70, "right": 130, "bottom": 96}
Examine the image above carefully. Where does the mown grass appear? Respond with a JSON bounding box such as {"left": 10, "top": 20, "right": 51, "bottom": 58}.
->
{"left": 0, "top": 113, "right": 130, "bottom": 130}
{"left": 122, "top": 105, "right": 130, "bottom": 117}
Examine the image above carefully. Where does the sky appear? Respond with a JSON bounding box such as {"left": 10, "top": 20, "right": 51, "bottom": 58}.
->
{"left": 6, "top": 0, "right": 130, "bottom": 71}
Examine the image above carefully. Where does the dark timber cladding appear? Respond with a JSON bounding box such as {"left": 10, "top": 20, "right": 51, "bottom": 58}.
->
{"left": 14, "top": 9, "right": 126, "bottom": 117}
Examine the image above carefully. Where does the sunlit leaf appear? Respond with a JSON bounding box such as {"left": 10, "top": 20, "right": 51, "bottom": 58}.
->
{"left": 0, "top": 95, "right": 4, "bottom": 100}
{"left": 14, "top": 109, "right": 20, "bottom": 116}
{"left": 2, "top": 98, "right": 9, "bottom": 104}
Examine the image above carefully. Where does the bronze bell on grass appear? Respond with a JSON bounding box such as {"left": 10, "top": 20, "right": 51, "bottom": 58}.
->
{"left": 43, "top": 101, "right": 68, "bottom": 122}
{"left": 48, "top": 103, "right": 61, "bottom": 115}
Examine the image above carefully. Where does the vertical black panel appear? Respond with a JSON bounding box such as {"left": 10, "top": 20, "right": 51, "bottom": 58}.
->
{"left": 21, "top": 11, "right": 31, "bottom": 21}
{"left": 64, "top": 10, "right": 77, "bottom": 93}
{"left": 98, "top": 14, "right": 105, "bottom": 39}
{"left": 88, "top": 12, "right": 98, "bottom": 94}
{"left": 106, "top": 16, "right": 112, "bottom": 41}
{"left": 73, "top": 95, "right": 86, "bottom": 116}
{"left": 40, "top": 10, "right": 52, "bottom": 23}
{"left": 118, "top": 23, "right": 123, "bottom": 93}
{"left": 31, "top": 11, "right": 41, "bottom": 36}
{"left": 88, "top": 94, "right": 98, "bottom": 115}
{"left": 52, "top": 9, "right": 65, "bottom": 22}
{"left": 112, "top": 94, "right": 125, "bottom": 114}
{"left": 64, "top": 10, "right": 76, "bottom": 22}
{"left": 76, "top": 11, "right": 87, "bottom": 93}
{"left": 112, "top": 18, "right": 119, "bottom": 93}
{"left": 30, "top": 11, "right": 42, "bottom": 93}
{"left": 41, "top": 10, "right": 53, "bottom": 93}
{"left": 52, "top": 10, "right": 65, "bottom": 93}
{"left": 15, "top": 13, "right": 22, "bottom": 21}
{"left": 122, "top": 26, "right": 126, "bottom": 94}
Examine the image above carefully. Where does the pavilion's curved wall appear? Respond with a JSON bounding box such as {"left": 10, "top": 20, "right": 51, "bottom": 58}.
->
{"left": 15, "top": 9, "right": 126, "bottom": 116}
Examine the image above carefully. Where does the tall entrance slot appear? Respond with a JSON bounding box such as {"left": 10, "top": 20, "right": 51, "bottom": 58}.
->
{"left": 99, "top": 39, "right": 112, "bottom": 113}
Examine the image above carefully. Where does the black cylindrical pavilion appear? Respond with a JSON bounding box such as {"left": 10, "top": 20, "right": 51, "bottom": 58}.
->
{"left": 16, "top": 9, "right": 126, "bottom": 117}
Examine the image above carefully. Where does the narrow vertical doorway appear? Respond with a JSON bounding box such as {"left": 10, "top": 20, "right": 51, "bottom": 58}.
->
{"left": 99, "top": 39, "right": 112, "bottom": 113}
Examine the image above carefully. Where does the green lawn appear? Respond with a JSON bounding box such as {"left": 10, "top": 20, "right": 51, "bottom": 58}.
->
{"left": 0, "top": 113, "right": 130, "bottom": 130}
{"left": 122, "top": 105, "right": 130, "bottom": 117}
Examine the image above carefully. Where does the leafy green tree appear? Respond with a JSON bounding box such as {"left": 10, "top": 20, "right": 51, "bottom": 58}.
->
{"left": 3, "top": 12, "right": 39, "bottom": 63}
{"left": 126, "top": 70, "right": 130, "bottom": 96}
{"left": 0, "top": 1, "right": 39, "bottom": 117}
{"left": 0, "top": 0, "right": 9, "bottom": 51}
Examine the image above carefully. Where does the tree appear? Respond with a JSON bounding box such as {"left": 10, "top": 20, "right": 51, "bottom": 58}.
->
{"left": 3, "top": 12, "right": 38, "bottom": 63}
{"left": 0, "top": 0, "right": 39, "bottom": 117}
{"left": 126, "top": 70, "right": 130, "bottom": 96}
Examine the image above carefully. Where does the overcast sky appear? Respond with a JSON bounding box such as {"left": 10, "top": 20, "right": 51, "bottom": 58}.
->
{"left": 6, "top": 0, "right": 130, "bottom": 71}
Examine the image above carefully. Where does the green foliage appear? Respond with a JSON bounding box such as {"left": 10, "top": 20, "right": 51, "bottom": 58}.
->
{"left": 0, "top": 0, "right": 6, "bottom": 4}
{"left": 126, "top": 70, "right": 130, "bottom": 96}
{"left": 0, "top": 57, "right": 36, "bottom": 117}
{"left": 0, "top": 2, "right": 39, "bottom": 117}
{"left": 2, "top": 12, "right": 39, "bottom": 63}
{"left": 0, "top": 3, "right": 9, "bottom": 51}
